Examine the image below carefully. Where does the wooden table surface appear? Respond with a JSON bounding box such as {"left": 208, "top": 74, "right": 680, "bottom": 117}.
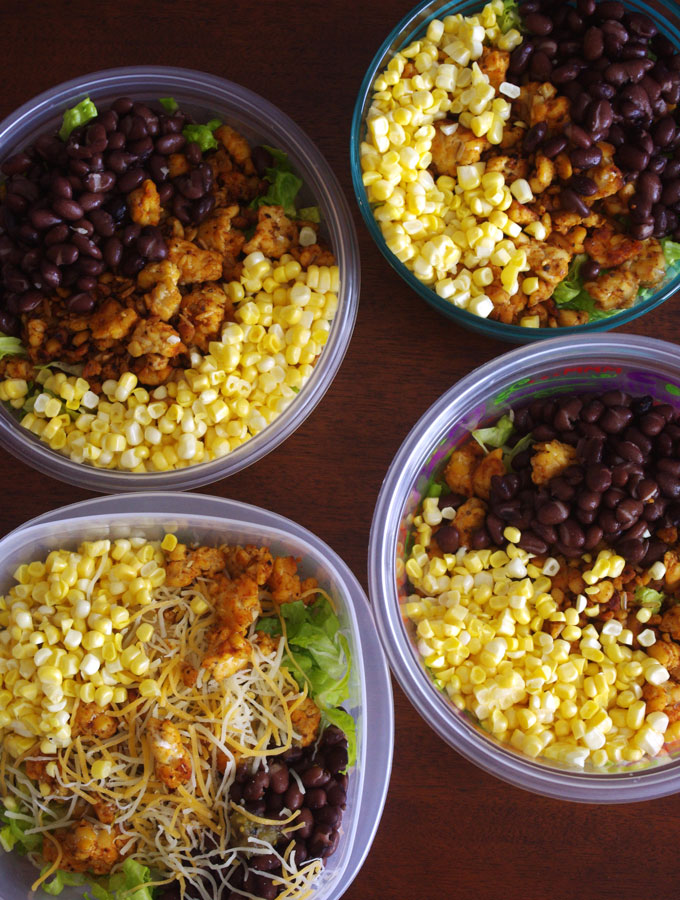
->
{"left": 2, "top": 1, "right": 680, "bottom": 898}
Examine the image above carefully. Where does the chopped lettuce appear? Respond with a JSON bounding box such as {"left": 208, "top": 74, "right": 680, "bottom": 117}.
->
{"left": 256, "top": 595, "right": 356, "bottom": 765}
{"left": 498, "top": 0, "right": 521, "bottom": 33}
{"left": 182, "top": 119, "right": 222, "bottom": 152}
{"left": 41, "top": 871, "right": 89, "bottom": 896}
{"left": 635, "top": 586, "right": 665, "bottom": 614}
{"left": 661, "top": 237, "right": 680, "bottom": 268}
{"left": 0, "top": 804, "right": 41, "bottom": 854}
{"left": 505, "top": 431, "right": 534, "bottom": 471}
{"left": 0, "top": 333, "right": 25, "bottom": 360}
{"left": 159, "top": 97, "right": 179, "bottom": 112}
{"left": 297, "top": 206, "right": 320, "bottom": 224}
{"left": 472, "top": 413, "right": 514, "bottom": 452}
{"left": 552, "top": 254, "right": 618, "bottom": 322}
{"left": 89, "top": 859, "right": 154, "bottom": 900}
{"left": 59, "top": 97, "right": 98, "bottom": 141}
{"left": 252, "top": 146, "right": 303, "bottom": 218}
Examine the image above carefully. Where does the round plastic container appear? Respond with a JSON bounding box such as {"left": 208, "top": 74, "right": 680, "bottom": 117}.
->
{"left": 0, "top": 67, "right": 360, "bottom": 491}
{"left": 350, "top": 0, "right": 680, "bottom": 343}
{"left": 0, "top": 492, "right": 393, "bottom": 900}
{"left": 369, "top": 334, "right": 680, "bottom": 802}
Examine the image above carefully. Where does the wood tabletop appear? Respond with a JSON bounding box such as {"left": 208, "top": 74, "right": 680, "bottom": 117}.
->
{"left": 2, "top": 1, "right": 680, "bottom": 898}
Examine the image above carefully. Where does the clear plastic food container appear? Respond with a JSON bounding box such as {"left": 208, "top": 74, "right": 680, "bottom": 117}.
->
{"left": 369, "top": 334, "right": 680, "bottom": 802}
{"left": 0, "top": 493, "right": 392, "bottom": 899}
{"left": 0, "top": 67, "right": 360, "bottom": 491}
{"left": 350, "top": 0, "right": 680, "bottom": 343}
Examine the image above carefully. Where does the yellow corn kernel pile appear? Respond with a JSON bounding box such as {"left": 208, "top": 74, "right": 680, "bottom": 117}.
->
{"left": 0, "top": 536, "right": 169, "bottom": 756}
{"left": 404, "top": 519, "right": 671, "bottom": 768}
{"left": 0, "top": 255, "right": 339, "bottom": 472}
{"left": 361, "top": 0, "right": 528, "bottom": 318}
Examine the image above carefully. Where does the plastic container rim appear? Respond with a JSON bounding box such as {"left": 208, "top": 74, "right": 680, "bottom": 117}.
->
{"left": 4, "top": 491, "right": 394, "bottom": 899}
{"left": 369, "top": 333, "right": 680, "bottom": 803}
{"left": 350, "top": 0, "right": 680, "bottom": 344}
{"left": 0, "top": 66, "right": 360, "bottom": 491}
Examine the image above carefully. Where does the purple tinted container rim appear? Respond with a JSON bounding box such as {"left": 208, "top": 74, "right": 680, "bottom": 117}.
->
{"left": 350, "top": 0, "right": 680, "bottom": 343}
{"left": 369, "top": 334, "right": 680, "bottom": 802}
{"left": 0, "top": 67, "right": 360, "bottom": 491}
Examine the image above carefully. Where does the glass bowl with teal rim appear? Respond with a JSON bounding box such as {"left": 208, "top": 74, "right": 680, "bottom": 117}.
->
{"left": 350, "top": 0, "right": 680, "bottom": 343}
{"left": 369, "top": 334, "right": 680, "bottom": 802}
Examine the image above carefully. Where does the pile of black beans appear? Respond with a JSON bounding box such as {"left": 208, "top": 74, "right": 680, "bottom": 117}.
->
{"left": 223, "top": 725, "right": 349, "bottom": 900}
{"left": 0, "top": 97, "right": 217, "bottom": 332}
{"left": 507, "top": 0, "right": 680, "bottom": 241}
{"left": 451, "top": 390, "right": 680, "bottom": 567}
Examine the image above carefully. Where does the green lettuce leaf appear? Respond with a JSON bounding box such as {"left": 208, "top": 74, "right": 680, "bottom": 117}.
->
{"left": 59, "top": 98, "right": 98, "bottom": 141}
{"left": 635, "top": 586, "right": 665, "bottom": 614}
{"left": 552, "top": 254, "right": 618, "bottom": 322}
{"left": 498, "top": 0, "right": 521, "bottom": 32}
{"left": 0, "top": 804, "right": 41, "bottom": 854}
{"left": 0, "top": 333, "right": 26, "bottom": 360}
{"left": 41, "top": 870, "right": 89, "bottom": 896}
{"left": 505, "top": 431, "right": 533, "bottom": 471}
{"left": 297, "top": 206, "right": 320, "bottom": 223}
{"left": 661, "top": 237, "right": 680, "bottom": 267}
{"left": 253, "top": 146, "right": 303, "bottom": 217}
{"left": 472, "top": 413, "right": 514, "bottom": 452}
{"left": 182, "top": 119, "right": 222, "bottom": 152}
{"left": 159, "top": 97, "right": 179, "bottom": 112}
{"left": 256, "top": 595, "right": 356, "bottom": 765}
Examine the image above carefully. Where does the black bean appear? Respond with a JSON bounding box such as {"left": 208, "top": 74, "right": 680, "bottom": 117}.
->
{"left": 65, "top": 292, "right": 95, "bottom": 313}
{"left": 46, "top": 243, "right": 78, "bottom": 265}
{"left": 657, "top": 472, "right": 680, "bottom": 499}
{"left": 435, "top": 525, "right": 459, "bottom": 554}
{"left": 600, "top": 406, "right": 632, "bottom": 433}
{"left": 268, "top": 761, "right": 289, "bottom": 794}
{"left": 617, "top": 538, "right": 648, "bottom": 564}
{"left": 570, "top": 145, "right": 603, "bottom": 168}
{"left": 325, "top": 745, "right": 349, "bottom": 774}
{"left": 640, "top": 411, "right": 666, "bottom": 436}
{"left": 661, "top": 179, "right": 680, "bottom": 207}
{"left": 103, "top": 236, "right": 123, "bottom": 268}
{"left": 530, "top": 51, "right": 553, "bottom": 81}
{"left": 543, "top": 135, "right": 569, "bottom": 158}
{"left": 301, "top": 765, "right": 330, "bottom": 788}
{"left": 552, "top": 62, "right": 581, "bottom": 84}
{"left": 518, "top": 532, "right": 548, "bottom": 555}
{"left": 577, "top": 490, "right": 601, "bottom": 513}
{"left": 524, "top": 122, "right": 548, "bottom": 154}
{"left": 155, "top": 132, "right": 186, "bottom": 154}
{"left": 525, "top": 12, "right": 553, "bottom": 35}
{"left": 284, "top": 784, "right": 304, "bottom": 811}
{"left": 509, "top": 42, "right": 535, "bottom": 77}
{"left": 117, "top": 167, "right": 146, "bottom": 192}
{"left": 537, "top": 500, "right": 570, "bottom": 525}
{"left": 71, "top": 232, "right": 102, "bottom": 259}
{"left": 561, "top": 188, "right": 590, "bottom": 217}
{"left": 304, "top": 788, "right": 327, "bottom": 810}
{"left": 486, "top": 513, "right": 505, "bottom": 546}
{"left": 570, "top": 175, "right": 598, "bottom": 197}
{"left": 470, "top": 528, "right": 491, "bottom": 550}
{"left": 616, "top": 498, "right": 644, "bottom": 527}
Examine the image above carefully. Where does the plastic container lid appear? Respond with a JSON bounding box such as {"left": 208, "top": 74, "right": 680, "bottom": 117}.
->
{"left": 1, "top": 493, "right": 392, "bottom": 899}
{"left": 369, "top": 334, "right": 680, "bottom": 802}
{"left": 0, "top": 67, "right": 360, "bottom": 491}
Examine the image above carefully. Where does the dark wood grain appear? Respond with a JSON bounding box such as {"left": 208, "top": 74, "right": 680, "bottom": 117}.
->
{"left": 2, "top": 2, "right": 680, "bottom": 898}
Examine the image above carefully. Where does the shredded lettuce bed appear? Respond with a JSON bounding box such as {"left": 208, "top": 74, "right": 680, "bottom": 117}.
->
{"left": 182, "top": 119, "right": 222, "bottom": 152}
{"left": 256, "top": 594, "right": 356, "bottom": 766}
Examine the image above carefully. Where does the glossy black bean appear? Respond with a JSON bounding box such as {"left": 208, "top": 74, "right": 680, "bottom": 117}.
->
{"left": 558, "top": 519, "right": 585, "bottom": 548}
{"left": 485, "top": 513, "right": 505, "bottom": 546}
{"left": 523, "top": 122, "right": 548, "bottom": 154}
{"left": 71, "top": 232, "right": 102, "bottom": 259}
{"left": 268, "top": 761, "right": 289, "bottom": 794}
{"left": 560, "top": 188, "right": 590, "bottom": 217}
{"left": 617, "top": 538, "right": 648, "bottom": 565}
{"left": 525, "top": 12, "right": 553, "bottom": 35}
{"left": 155, "top": 132, "right": 186, "bottom": 155}
{"left": 542, "top": 135, "right": 568, "bottom": 158}
{"left": 518, "top": 532, "right": 548, "bottom": 555}
{"left": 434, "top": 525, "right": 459, "bottom": 554}
{"left": 301, "top": 765, "right": 330, "bottom": 788}
{"left": 508, "top": 41, "right": 535, "bottom": 76}
{"left": 657, "top": 472, "right": 680, "bottom": 499}
{"left": 530, "top": 51, "right": 553, "bottom": 82}
{"left": 117, "top": 167, "right": 146, "bottom": 192}
{"left": 326, "top": 783, "right": 347, "bottom": 808}
{"left": 284, "top": 784, "right": 304, "bottom": 811}
{"left": 570, "top": 145, "right": 603, "bottom": 169}
{"left": 640, "top": 411, "right": 667, "bottom": 436}
{"left": 577, "top": 490, "right": 601, "bottom": 512}
{"left": 537, "top": 500, "right": 570, "bottom": 525}
{"left": 103, "top": 236, "right": 123, "bottom": 268}
{"left": 46, "top": 243, "right": 78, "bottom": 265}
{"left": 65, "top": 292, "right": 95, "bottom": 313}
{"left": 661, "top": 179, "right": 680, "bottom": 207}
{"left": 18, "top": 290, "right": 44, "bottom": 312}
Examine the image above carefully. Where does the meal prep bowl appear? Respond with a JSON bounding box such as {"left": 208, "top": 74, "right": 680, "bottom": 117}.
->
{"left": 350, "top": 0, "right": 680, "bottom": 343}
{"left": 0, "top": 492, "right": 393, "bottom": 900}
{"left": 0, "top": 67, "right": 360, "bottom": 491}
{"left": 369, "top": 334, "right": 680, "bottom": 802}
